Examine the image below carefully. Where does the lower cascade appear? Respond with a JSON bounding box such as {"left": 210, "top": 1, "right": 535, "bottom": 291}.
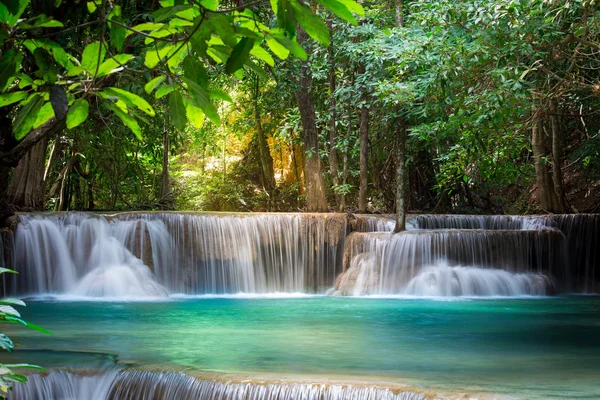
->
{"left": 10, "top": 369, "right": 425, "bottom": 400}
{"left": 403, "top": 264, "right": 552, "bottom": 297}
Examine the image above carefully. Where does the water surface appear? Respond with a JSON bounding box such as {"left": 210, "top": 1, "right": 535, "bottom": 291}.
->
{"left": 5, "top": 296, "right": 600, "bottom": 399}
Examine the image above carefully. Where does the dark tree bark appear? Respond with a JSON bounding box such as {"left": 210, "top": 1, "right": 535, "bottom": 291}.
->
{"left": 532, "top": 111, "right": 560, "bottom": 212}
{"left": 393, "top": 0, "right": 409, "bottom": 232}
{"left": 358, "top": 66, "right": 369, "bottom": 213}
{"left": 8, "top": 137, "right": 49, "bottom": 210}
{"left": 327, "top": 17, "right": 341, "bottom": 211}
{"left": 254, "top": 77, "right": 277, "bottom": 210}
{"left": 394, "top": 117, "right": 408, "bottom": 232}
{"left": 295, "top": 28, "right": 328, "bottom": 212}
{"left": 550, "top": 102, "right": 568, "bottom": 212}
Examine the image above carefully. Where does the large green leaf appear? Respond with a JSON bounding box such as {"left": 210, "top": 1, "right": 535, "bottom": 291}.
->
{"left": 276, "top": 0, "right": 296, "bottom": 38}
{"left": 266, "top": 36, "right": 290, "bottom": 59}
{"left": 0, "top": 298, "right": 25, "bottom": 307}
{"left": 33, "top": 102, "right": 55, "bottom": 129}
{"left": 13, "top": 94, "right": 44, "bottom": 140}
{"left": 144, "top": 76, "right": 166, "bottom": 94}
{"left": 316, "top": 0, "right": 358, "bottom": 25}
{"left": 225, "top": 38, "right": 255, "bottom": 74}
{"left": 81, "top": 41, "right": 107, "bottom": 72}
{"left": 183, "top": 56, "right": 208, "bottom": 85}
{"left": 250, "top": 44, "right": 275, "bottom": 67}
{"left": 169, "top": 91, "right": 187, "bottom": 131}
{"left": 0, "top": 91, "right": 27, "bottom": 107}
{"left": 0, "top": 0, "right": 29, "bottom": 27}
{"left": 105, "top": 87, "right": 155, "bottom": 116}
{"left": 291, "top": 0, "right": 330, "bottom": 47}
{"left": 181, "top": 77, "right": 220, "bottom": 125}
{"left": 0, "top": 49, "right": 21, "bottom": 92}
{"left": 0, "top": 305, "right": 20, "bottom": 318}
{"left": 183, "top": 96, "right": 204, "bottom": 128}
{"left": 0, "top": 268, "right": 16, "bottom": 275}
{"left": 0, "top": 333, "right": 13, "bottom": 352}
{"left": 105, "top": 102, "right": 143, "bottom": 140}
{"left": 272, "top": 34, "right": 307, "bottom": 60}
{"left": 66, "top": 99, "right": 89, "bottom": 129}
{"left": 96, "top": 54, "right": 134, "bottom": 77}
{"left": 209, "top": 14, "right": 237, "bottom": 48}
{"left": 155, "top": 84, "right": 176, "bottom": 99}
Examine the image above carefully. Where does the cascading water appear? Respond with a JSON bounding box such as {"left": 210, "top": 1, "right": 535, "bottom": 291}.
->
{"left": 10, "top": 212, "right": 348, "bottom": 297}
{"left": 10, "top": 369, "right": 425, "bottom": 400}
{"left": 403, "top": 263, "right": 552, "bottom": 297}
{"left": 7, "top": 212, "right": 599, "bottom": 297}
{"left": 334, "top": 228, "right": 566, "bottom": 296}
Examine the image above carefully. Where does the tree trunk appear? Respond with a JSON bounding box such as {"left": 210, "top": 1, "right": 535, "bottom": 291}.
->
{"left": 532, "top": 111, "right": 560, "bottom": 212}
{"left": 160, "top": 124, "right": 171, "bottom": 204}
{"left": 295, "top": 28, "right": 328, "bottom": 212}
{"left": 550, "top": 102, "right": 568, "bottom": 213}
{"left": 327, "top": 17, "right": 341, "bottom": 210}
{"left": 254, "top": 77, "right": 277, "bottom": 210}
{"left": 394, "top": 117, "right": 408, "bottom": 232}
{"left": 8, "top": 137, "right": 49, "bottom": 210}
{"left": 358, "top": 95, "right": 369, "bottom": 213}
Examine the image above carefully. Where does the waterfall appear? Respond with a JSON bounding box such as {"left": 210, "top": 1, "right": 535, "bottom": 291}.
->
{"left": 403, "top": 264, "right": 552, "bottom": 297}
{"left": 8, "top": 212, "right": 599, "bottom": 297}
{"left": 10, "top": 213, "right": 347, "bottom": 297}
{"left": 334, "top": 229, "right": 566, "bottom": 296}
{"left": 10, "top": 369, "right": 425, "bottom": 400}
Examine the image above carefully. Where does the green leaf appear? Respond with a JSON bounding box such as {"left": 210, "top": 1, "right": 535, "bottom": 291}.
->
{"left": 316, "top": 0, "right": 358, "bottom": 25}
{"left": 96, "top": 54, "right": 134, "bottom": 77}
{"left": 273, "top": 35, "right": 306, "bottom": 60}
{"left": 16, "top": 73, "right": 33, "bottom": 89}
{"left": 3, "top": 363, "right": 44, "bottom": 371}
{"left": 225, "top": 38, "right": 254, "bottom": 74}
{"left": 153, "top": 5, "right": 192, "bottom": 22}
{"left": 81, "top": 41, "right": 106, "bottom": 72}
{"left": 2, "top": 0, "right": 20, "bottom": 14}
{"left": 0, "top": 49, "right": 21, "bottom": 92}
{"left": 0, "top": 267, "right": 17, "bottom": 275}
{"left": 13, "top": 94, "right": 44, "bottom": 140}
{"left": 336, "top": 0, "right": 363, "bottom": 15}
{"left": 169, "top": 91, "right": 187, "bottom": 131}
{"left": 66, "top": 99, "right": 89, "bottom": 129}
{"left": 0, "top": 333, "right": 13, "bottom": 352}
{"left": 105, "top": 87, "right": 155, "bottom": 116}
{"left": 183, "top": 56, "right": 208, "bottom": 85}
{"left": 266, "top": 36, "right": 290, "bottom": 59}
{"left": 200, "top": 0, "right": 218, "bottom": 10}
{"left": 181, "top": 77, "right": 220, "bottom": 125}
{"left": 291, "top": 0, "right": 330, "bottom": 46}
{"left": 155, "top": 84, "right": 175, "bottom": 99}
{"left": 0, "top": 298, "right": 25, "bottom": 307}
{"left": 0, "top": 0, "right": 29, "bottom": 27}
{"left": 109, "top": 16, "right": 126, "bottom": 52}
{"left": 87, "top": 1, "right": 96, "bottom": 13}
{"left": 250, "top": 45, "right": 274, "bottom": 67}
{"left": 105, "top": 102, "right": 143, "bottom": 140}
{"left": 33, "top": 102, "right": 55, "bottom": 129}
{"left": 276, "top": 0, "right": 296, "bottom": 38}
{"left": 209, "top": 14, "right": 237, "bottom": 48}
{"left": 0, "top": 305, "right": 20, "bottom": 318}
{"left": 208, "top": 89, "right": 232, "bottom": 102}
{"left": 183, "top": 96, "right": 204, "bottom": 128}
{"left": 144, "top": 76, "right": 166, "bottom": 94}
{"left": 0, "top": 91, "right": 27, "bottom": 107}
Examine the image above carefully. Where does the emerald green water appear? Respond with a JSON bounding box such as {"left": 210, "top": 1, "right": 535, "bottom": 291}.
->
{"left": 5, "top": 296, "right": 600, "bottom": 399}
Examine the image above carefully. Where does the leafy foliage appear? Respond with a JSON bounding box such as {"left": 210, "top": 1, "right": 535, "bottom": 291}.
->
{"left": 0, "top": 268, "right": 49, "bottom": 398}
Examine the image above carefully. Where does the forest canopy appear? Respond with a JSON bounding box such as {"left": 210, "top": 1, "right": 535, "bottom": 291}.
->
{"left": 0, "top": 0, "right": 599, "bottom": 223}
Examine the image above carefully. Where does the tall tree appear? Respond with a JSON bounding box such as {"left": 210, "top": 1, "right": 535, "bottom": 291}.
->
{"left": 295, "top": 28, "right": 328, "bottom": 212}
